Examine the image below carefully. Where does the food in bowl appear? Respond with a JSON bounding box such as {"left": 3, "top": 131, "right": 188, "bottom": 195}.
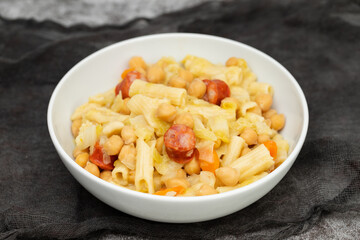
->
{"left": 70, "top": 55, "right": 289, "bottom": 196}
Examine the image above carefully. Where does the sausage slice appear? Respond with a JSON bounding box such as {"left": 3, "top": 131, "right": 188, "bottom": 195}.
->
{"left": 115, "top": 70, "right": 145, "bottom": 98}
{"left": 164, "top": 124, "right": 196, "bottom": 164}
{"left": 203, "top": 79, "right": 230, "bottom": 105}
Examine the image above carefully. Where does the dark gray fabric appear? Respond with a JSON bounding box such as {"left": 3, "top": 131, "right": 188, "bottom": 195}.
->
{"left": 0, "top": 0, "right": 359, "bottom": 239}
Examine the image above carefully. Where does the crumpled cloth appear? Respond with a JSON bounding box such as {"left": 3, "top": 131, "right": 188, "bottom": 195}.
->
{"left": 0, "top": 0, "right": 359, "bottom": 239}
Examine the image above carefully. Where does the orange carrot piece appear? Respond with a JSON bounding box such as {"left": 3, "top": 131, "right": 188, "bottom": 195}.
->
{"left": 263, "top": 140, "right": 277, "bottom": 159}
{"left": 199, "top": 150, "right": 220, "bottom": 173}
{"left": 154, "top": 186, "right": 186, "bottom": 196}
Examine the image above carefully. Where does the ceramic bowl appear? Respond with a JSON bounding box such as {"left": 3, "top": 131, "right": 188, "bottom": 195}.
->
{"left": 47, "top": 33, "right": 308, "bottom": 223}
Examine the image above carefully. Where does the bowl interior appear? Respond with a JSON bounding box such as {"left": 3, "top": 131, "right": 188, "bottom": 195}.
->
{"left": 49, "top": 33, "right": 307, "bottom": 175}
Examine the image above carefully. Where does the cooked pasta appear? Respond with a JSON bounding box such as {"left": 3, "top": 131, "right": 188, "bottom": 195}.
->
{"left": 129, "top": 80, "right": 187, "bottom": 106}
{"left": 222, "top": 136, "right": 245, "bottom": 166}
{"left": 70, "top": 55, "right": 289, "bottom": 196}
{"left": 230, "top": 144, "right": 274, "bottom": 182}
{"left": 112, "top": 160, "right": 129, "bottom": 186}
{"left": 135, "top": 139, "right": 155, "bottom": 193}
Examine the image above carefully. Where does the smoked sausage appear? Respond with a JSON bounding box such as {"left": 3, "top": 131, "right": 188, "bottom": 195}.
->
{"left": 202, "top": 79, "right": 230, "bottom": 105}
{"left": 164, "top": 124, "right": 196, "bottom": 164}
{"left": 115, "top": 70, "right": 145, "bottom": 98}
{"left": 89, "top": 142, "right": 116, "bottom": 170}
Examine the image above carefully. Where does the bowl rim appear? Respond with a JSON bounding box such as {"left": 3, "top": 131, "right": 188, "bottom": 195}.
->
{"left": 47, "top": 32, "right": 309, "bottom": 203}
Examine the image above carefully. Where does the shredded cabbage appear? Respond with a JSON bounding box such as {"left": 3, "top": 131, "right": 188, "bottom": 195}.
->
{"left": 75, "top": 120, "right": 98, "bottom": 150}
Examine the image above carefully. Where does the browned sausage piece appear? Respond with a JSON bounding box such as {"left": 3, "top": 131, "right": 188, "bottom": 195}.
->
{"left": 164, "top": 124, "right": 196, "bottom": 164}
{"left": 202, "top": 79, "right": 230, "bottom": 105}
{"left": 115, "top": 70, "right": 145, "bottom": 98}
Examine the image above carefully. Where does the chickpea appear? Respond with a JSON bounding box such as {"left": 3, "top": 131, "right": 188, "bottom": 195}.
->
{"left": 258, "top": 134, "right": 270, "bottom": 144}
{"left": 225, "top": 57, "right": 238, "bottom": 67}
{"left": 71, "top": 119, "right": 82, "bottom": 137}
{"left": 263, "top": 109, "right": 277, "bottom": 119}
{"left": 241, "top": 147, "right": 251, "bottom": 156}
{"left": 200, "top": 171, "right": 216, "bottom": 187}
{"left": 165, "top": 177, "right": 190, "bottom": 189}
{"left": 128, "top": 170, "right": 135, "bottom": 184}
{"left": 174, "top": 112, "right": 194, "bottom": 129}
{"left": 184, "top": 158, "right": 201, "bottom": 175}
{"left": 129, "top": 56, "right": 146, "bottom": 70}
{"left": 179, "top": 69, "right": 193, "bottom": 82}
{"left": 214, "top": 177, "right": 223, "bottom": 188}
{"left": 155, "top": 136, "right": 164, "bottom": 154}
{"left": 169, "top": 76, "right": 187, "bottom": 88}
{"left": 196, "top": 184, "right": 218, "bottom": 196}
{"left": 176, "top": 169, "right": 187, "bottom": 179}
{"left": 214, "top": 139, "right": 222, "bottom": 149}
{"left": 240, "top": 128, "right": 258, "bottom": 145}
{"left": 84, "top": 162, "right": 100, "bottom": 177}
{"left": 215, "top": 167, "right": 239, "bottom": 186}
{"left": 75, "top": 152, "right": 89, "bottom": 168}
{"left": 121, "top": 126, "right": 137, "bottom": 144}
{"left": 100, "top": 170, "right": 112, "bottom": 182}
{"left": 270, "top": 114, "right": 285, "bottom": 131}
{"left": 187, "top": 79, "right": 206, "bottom": 98}
{"left": 265, "top": 119, "right": 272, "bottom": 127}
{"left": 119, "top": 98, "right": 131, "bottom": 115}
{"left": 103, "top": 135, "right": 123, "bottom": 155}
{"left": 247, "top": 105, "right": 262, "bottom": 115}
{"left": 73, "top": 146, "right": 87, "bottom": 158}
{"left": 255, "top": 94, "right": 273, "bottom": 112}
{"left": 147, "top": 65, "right": 165, "bottom": 83}
{"left": 118, "top": 144, "right": 137, "bottom": 169}
{"left": 156, "top": 103, "right": 177, "bottom": 122}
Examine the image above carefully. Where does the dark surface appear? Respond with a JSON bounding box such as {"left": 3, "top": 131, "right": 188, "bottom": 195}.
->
{"left": 1, "top": 0, "right": 359, "bottom": 239}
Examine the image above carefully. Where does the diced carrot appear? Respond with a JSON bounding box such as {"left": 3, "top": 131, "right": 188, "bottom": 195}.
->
{"left": 121, "top": 68, "right": 135, "bottom": 80}
{"left": 263, "top": 140, "right": 277, "bottom": 159}
{"left": 199, "top": 150, "right": 220, "bottom": 174}
{"left": 154, "top": 186, "right": 186, "bottom": 196}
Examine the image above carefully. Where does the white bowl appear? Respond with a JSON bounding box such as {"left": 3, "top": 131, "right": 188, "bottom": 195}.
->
{"left": 47, "top": 33, "right": 308, "bottom": 223}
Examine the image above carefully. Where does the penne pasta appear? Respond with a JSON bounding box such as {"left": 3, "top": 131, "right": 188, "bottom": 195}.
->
{"left": 222, "top": 136, "right": 245, "bottom": 166}
{"left": 230, "top": 144, "right": 274, "bottom": 183}
{"left": 135, "top": 139, "right": 155, "bottom": 193}
{"left": 129, "top": 80, "right": 187, "bottom": 106}
{"left": 112, "top": 160, "right": 129, "bottom": 186}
